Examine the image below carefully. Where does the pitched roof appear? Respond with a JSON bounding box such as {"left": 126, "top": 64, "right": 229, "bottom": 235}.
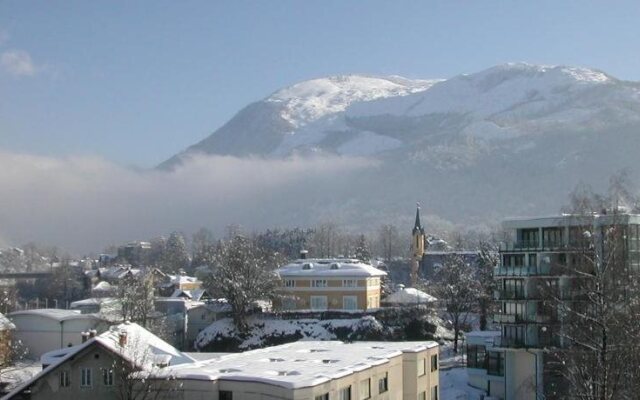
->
{"left": 6, "top": 322, "right": 195, "bottom": 399}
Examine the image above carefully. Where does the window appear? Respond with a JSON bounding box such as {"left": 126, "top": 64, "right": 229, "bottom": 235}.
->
{"left": 417, "top": 357, "right": 426, "bottom": 376}
{"left": 102, "top": 368, "right": 113, "bottom": 386}
{"left": 431, "top": 385, "right": 439, "bottom": 400}
{"left": 466, "top": 344, "right": 486, "bottom": 369}
{"left": 487, "top": 351, "right": 505, "bottom": 376}
{"left": 343, "top": 279, "right": 357, "bottom": 287}
{"left": 219, "top": 390, "right": 233, "bottom": 400}
{"left": 503, "top": 279, "right": 524, "bottom": 299}
{"left": 431, "top": 354, "right": 438, "bottom": 372}
{"left": 59, "top": 370, "right": 70, "bottom": 387}
{"left": 284, "top": 279, "right": 296, "bottom": 288}
{"left": 418, "top": 391, "right": 426, "bottom": 400}
{"left": 503, "top": 325, "right": 525, "bottom": 346}
{"left": 542, "top": 228, "right": 563, "bottom": 248}
{"left": 315, "top": 394, "right": 329, "bottom": 400}
{"left": 80, "top": 368, "right": 92, "bottom": 387}
{"left": 310, "top": 296, "right": 328, "bottom": 310}
{"left": 339, "top": 386, "right": 351, "bottom": 400}
{"left": 378, "top": 372, "right": 388, "bottom": 393}
{"left": 343, "top": 296, "right": 358, "bottom": 310}
{"left": 360, "top": 378, "right": 370, "bottom": 399}
{"left": 504, "top": 302, "right": 526, "bottom": 321}
{"left": 311, "top": 280, "right": 327, "bottom": 288}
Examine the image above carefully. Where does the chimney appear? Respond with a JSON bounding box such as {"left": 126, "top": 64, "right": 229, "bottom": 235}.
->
{"left": 299, "top": 250, "right": 308, "bottom": 260}
{"left": 89, "top": 329, "right": 97, "bottom": 338}
{"left": 118, "top": 331, "right": 128, "bottom": 347}
{"left": 81, "top": 331, "right": 89, "bottom": 343}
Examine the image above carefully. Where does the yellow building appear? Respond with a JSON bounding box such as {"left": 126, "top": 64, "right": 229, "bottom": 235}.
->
{"left": 275, "top": 258, "right": 387, "bottom": 312}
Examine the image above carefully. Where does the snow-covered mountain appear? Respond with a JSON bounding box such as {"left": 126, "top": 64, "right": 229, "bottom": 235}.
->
{"left": 161, "top": 63, "right": 640, "bottom": 231}
{"left": 163, "top": 63, "right": 640, "bottom": 165}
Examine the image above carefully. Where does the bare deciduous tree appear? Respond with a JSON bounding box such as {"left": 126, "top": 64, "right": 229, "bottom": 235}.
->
{"left": 205, "top": 235, "right": 281, "bottom": 333}
{"left": 431, "top": 253, "right": 481, "bottom": 353}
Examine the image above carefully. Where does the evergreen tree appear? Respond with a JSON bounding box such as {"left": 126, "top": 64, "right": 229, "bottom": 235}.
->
{"left": 355, "top": 234, "right": 371, "bottom": 262}
{"left": 162, "top": 231, "right": 189, "bottom": 272}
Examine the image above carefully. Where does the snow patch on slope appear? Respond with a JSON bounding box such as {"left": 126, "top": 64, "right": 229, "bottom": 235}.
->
{"left": 347, "top": 63, "right": 615, "bottom": 119}
{"left": 267, "top": 75, "right": 440, "bottom": 129}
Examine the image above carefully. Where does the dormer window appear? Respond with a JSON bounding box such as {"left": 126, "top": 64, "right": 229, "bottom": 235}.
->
{"left": 330, "top": 263, "right": 341, "bottom": 270}
{"left": 302, "top": 263, "right": 314, "bottom": 270}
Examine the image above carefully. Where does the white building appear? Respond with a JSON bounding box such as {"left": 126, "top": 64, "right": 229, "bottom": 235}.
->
{"left": 8, "top": 309, "right": 109, "bottom": 358}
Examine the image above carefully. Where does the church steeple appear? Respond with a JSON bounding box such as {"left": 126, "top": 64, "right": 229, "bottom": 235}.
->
{"left": 410, "top": 203, "right": 426, "bottom": 286}
{"left": 413, "top": 204, "right": 425, "bottom": 235}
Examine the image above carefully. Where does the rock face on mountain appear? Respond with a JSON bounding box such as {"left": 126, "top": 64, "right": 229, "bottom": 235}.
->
{"left": 161, "top": 63, "right": 640, "bottom": 231}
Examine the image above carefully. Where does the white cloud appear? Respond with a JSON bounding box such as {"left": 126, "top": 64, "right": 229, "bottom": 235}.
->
{"left": 1, "top": 49, "right": 37, "bottom": 76}
{"left": 0, "top": 151, "right": 375, "bottom": 253}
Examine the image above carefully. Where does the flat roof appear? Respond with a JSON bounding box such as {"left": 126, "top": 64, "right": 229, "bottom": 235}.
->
{"left": 160, "top": 340, "right": 437, "bottom": 389}
{"left": 502, "top": 213, "right": 640, "bottom": 229}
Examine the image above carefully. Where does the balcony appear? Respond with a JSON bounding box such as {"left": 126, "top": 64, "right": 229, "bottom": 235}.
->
{"left": 494, "top": 290, "right": 527, "bottom": 300}
{"left": 493, "top": 336, "right": 526, "bottom": 348}
{"left": 500, "top": 241, "right": 568, "bottom": 252}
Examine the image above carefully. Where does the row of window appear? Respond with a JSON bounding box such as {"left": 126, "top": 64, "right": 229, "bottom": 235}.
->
{"left": 417, "top": 354, "right": 438, "bottom": 376}
{"left": 310, "top": 295, "right": 358, "bottom": 310}
{"left": 313, "top": 373, "right": 388, "bottom": 400}
{"left": 418, "top": 386, "right": 439, "bottom": 400}
{"left": 284, "top": 279, "right": 364, "bottom": 288}
{"left": 60, "top": 368, "right": 113, "bottom": 388}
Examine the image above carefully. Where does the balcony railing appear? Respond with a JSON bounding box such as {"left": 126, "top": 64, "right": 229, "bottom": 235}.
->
{"left": 500, "top": 241, "right": 572, "bottom": 252}
{"left": 494, "top": 290, "right": 527, "bottom": 300}
{"left": 493, "top": 313, "right": 559, "bottom": 325}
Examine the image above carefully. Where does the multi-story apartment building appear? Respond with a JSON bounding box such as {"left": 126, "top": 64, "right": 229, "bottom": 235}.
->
{"left": 486, "top": 213, "right": 640, "bottom": 399}
{"left": 275, "top": 258, "right": 387, "bottom": 312}
{"left": 8, "top": 323, "right": 440, "bottom": 400}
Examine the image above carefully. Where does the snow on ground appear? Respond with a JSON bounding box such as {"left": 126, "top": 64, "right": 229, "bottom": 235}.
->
{"left": 440, "top": 367, "right": 487, "bottom": 400}
{"left": 439, "top": 342, "right": 487, "bottom": 400}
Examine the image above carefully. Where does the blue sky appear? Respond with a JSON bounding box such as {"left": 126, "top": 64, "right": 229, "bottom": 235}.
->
{"left": 1, "top": 1, "right": 640, "bottom": 167}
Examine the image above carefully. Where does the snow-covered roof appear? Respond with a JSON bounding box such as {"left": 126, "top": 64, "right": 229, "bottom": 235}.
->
{"left": 158, "top": 340, "right": 437, "bottom": 389}
{"left": 167, "top": 274, "right": 199, "bottom": 285}
{"left": 384, "top": 287, "right": 437, "bottom": 304}
{"left": 0, "top": 311, "right": 16, "bottom": 330}
{"left": 8, "top": 308, "right": 104, "bottom": 323}
{"left": 70, "top": 297, "right": 117, "bottom": 308}
{"left": 277, "top": 259, "right": 387, "bottom": 278}
{"left": 9, "top": 322, "right": 195, "bottom": 399}
{"left": 92, "top": 281, "right": 112, "bottom": 291}
{"left": 170, "top": 288, "right": 209, "bottom": 301}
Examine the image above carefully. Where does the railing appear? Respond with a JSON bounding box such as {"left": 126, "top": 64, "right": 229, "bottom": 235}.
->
{"left": 500, "top": 241, "right": 590, "bottom": 252}
{"left": 494, "top": 290, "right": 527, "bottom": 300}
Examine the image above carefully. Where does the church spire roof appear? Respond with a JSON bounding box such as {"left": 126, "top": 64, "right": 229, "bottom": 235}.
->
{"left": 412, "top": 203, "right": 425, "bottom": 235}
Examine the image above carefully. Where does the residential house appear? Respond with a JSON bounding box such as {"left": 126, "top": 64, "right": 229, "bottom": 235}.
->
{"left": 275, "top": 258, "right": 387, "bottom": 312}
{"left": 5, "top": 322, "right": 195, "bottom": 400}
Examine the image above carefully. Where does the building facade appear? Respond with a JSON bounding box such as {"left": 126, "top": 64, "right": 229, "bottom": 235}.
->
{"left": 275, "top": 259, "right": 387, "bottom": 312}
{"left": 8, "top": 324, "right": 440, "bottom": 400}
{"left": 485, "top": 213, "right": 640, "bottom": 399}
